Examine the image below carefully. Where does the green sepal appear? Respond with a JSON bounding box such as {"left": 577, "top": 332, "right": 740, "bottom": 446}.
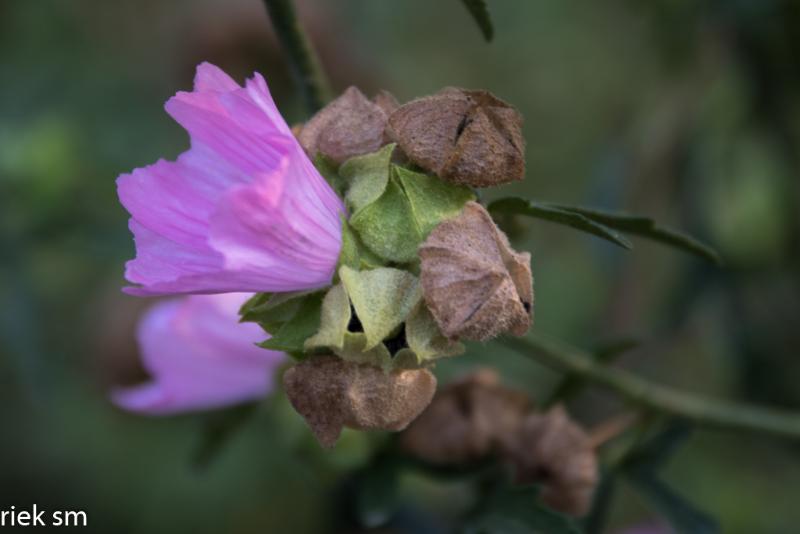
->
{"left": 314, "top": 153, "right": 348, "bottom": 198}
{"left": 404, "top": 303, "right": 464, "bottom": 364}
{"left": 393, "top": 166, "right": 475, "bottom": 237}
{"left": 340, "top": 146, "right": 475, "bottom": 264}
{"left": 338, "top": 216, "right": 384, "bottom": 272}
{"left": 258, "top": 292, "right": 324, "bottom": 353}
{"left": 339, "top": 266, "right": 421, "bottom": 350}
{"left": 350, "top": 174, "right": 422, "bottom": 263}
{"left": 304, "top": 267, "right": 462, "bottom": 369}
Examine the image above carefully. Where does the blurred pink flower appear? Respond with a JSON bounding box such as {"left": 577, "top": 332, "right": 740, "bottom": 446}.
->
{"left": 112, "top": 293, "right": 284, "bottom": 414}
{"left": 118, "top": 62, "right": 343, "bottom": 296}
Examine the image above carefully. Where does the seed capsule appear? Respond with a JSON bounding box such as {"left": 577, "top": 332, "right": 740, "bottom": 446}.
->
{"left": 386, "top": 87, "right": 525, "bottom": 187}
{"left": 400, "top": 369, "right": 530, "bottom": 464}
{"left": 297, "top": 87, "right": 391, "bottom": 164}
{"left": 419, "top": 202, "right": 533, "bottom": 341}
{"left": 283, "top": 355, "right": 436, "bottom": 447}
{"left": 502, "top": 406, "right": 598, "bottom": 516}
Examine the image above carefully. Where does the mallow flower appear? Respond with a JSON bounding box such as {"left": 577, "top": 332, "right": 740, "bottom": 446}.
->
{"left": 113, "top": 293, "right": 285, "bottom": 414}
{"left": 117, "top": 62, "right": 344, "bottom": 296}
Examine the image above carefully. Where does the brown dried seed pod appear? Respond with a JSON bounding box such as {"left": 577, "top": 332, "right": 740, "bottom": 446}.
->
{"left": 419, "top": 201, "right": 533, "bottom": 341}
{"left": 386, "top": 87, "right": 525, "bottom": 187}
{"left": 297, "top": 86, "right": 389, "bottom": 164}
{"left": 400, "top": 369, "right": 530, "bottom": 464}
{"left": 283, "top": 355, "right": 436, "bottom": 448}
{"left": 373, "top": 89, "right": 400, "bottom": 116}
{"left": 502, "top": 406, "right": 598, "bottom": 517}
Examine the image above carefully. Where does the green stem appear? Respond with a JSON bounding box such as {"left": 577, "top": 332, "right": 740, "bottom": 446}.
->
{"left": 262, "top": 0, "right": 331, "bottom": 113}
{"left": 500, "top": 334, "right": 800, "bottom": 440}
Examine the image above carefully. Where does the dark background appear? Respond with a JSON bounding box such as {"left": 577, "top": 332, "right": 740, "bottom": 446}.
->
{"left": 1, "top": 0, "right": 799, "bottom": 532}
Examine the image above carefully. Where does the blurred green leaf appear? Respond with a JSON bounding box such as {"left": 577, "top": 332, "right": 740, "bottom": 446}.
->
{"left": 459, "top": 0, "right": 494, "bottom": 41}
{"left": 582, "top": 470, "right": 616, "bottom": 534}
{"left": 628, "top": 474, "right": 719, "bottom": 534}
{"left": 488, "top": 197, "right": 633, "bottom": 249}
{"left": 191, "top": 403, "right": 258, "bottom": 471}
{"left": 354, "top": 458, "right": 400, "bottom": 528}
{"left": 624, "top": 422, "right": 719, "bottom": 534}
{"left": 545, "top": 338, "right": 639, "bottom": 406}
{"left": 464, "top": 486, "right": 582, "bottom": 534}
{"left": 548, "top": 203, "right": 721, "bottom": 264}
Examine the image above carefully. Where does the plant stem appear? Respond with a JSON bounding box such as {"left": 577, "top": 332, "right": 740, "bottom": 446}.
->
{"left": 262, "top": 0, "right": 331, "bottom": 113}
{"left": 501, "top": 334, "right": 800, "bottom": 440}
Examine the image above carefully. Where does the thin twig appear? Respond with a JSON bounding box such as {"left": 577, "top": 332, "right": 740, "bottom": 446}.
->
{"left": 501, "top": 334, "right": 800, "bottom": 440}
{"left": 262, "top": 0, "right": 331, "bottom": 113}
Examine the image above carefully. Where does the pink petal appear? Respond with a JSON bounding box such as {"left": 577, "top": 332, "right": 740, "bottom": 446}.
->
{"left": 112, "top": 293, "right": 284, "bottom": 415}
{"left": 117, "top": 62, "right": 344, "bottom": 296}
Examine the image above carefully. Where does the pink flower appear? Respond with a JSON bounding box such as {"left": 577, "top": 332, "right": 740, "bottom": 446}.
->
{"left": 112, "top": 293, "right": 285, "bottom": 414}
{"left": 118, "top": 63, "right": 344, "bottom": 296}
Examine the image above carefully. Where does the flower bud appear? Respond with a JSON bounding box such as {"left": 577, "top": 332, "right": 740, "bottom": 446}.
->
{"left": 400, "top": 369, "right": 530, "bottom": 464}
{"left": 283, "top": 355, "right": 436, "bottom": 447}
{"left": 386, "top": 87, "right": 525, "bottom": 187}
{"left": 502, "top": 406, "right": 598, "bottom": 516}
{"left": 298, "top": 87, "right": 391, "bottom": 164}
{"left": 419, "top": 201, "right": 533, "bottom": 341}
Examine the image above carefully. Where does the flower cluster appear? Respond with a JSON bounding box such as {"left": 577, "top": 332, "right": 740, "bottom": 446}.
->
{"left": 114, "top": 63, "right": 534, "bottom": 447}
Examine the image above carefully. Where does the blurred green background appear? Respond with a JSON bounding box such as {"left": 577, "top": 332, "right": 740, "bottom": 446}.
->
{"left": 2, "top": 0, "right": 800, "bottom": 532}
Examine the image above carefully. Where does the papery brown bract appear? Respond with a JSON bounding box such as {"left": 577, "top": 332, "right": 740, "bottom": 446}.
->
{"left": 400, "top": 369, "right": 530, "bottom": 464}
{"left": 297, "top": 86, "right": 391, "bottom": 164}
{"left": 386, "top": 87, "right": 525, "bottom": 187}
{"left": 282, "top": 355, "right": 436, "bottom": 447}
{"left": 419, "top": 201, "right": 533, "bottom": 341}
{"left": 503, "top": 405, "right": 598, "bottom": 516}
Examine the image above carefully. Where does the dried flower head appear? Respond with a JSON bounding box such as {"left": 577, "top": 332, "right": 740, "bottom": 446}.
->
{"left": 386, "top": 87, "right": 525, "bottom": 187}
{"left": 400, "top": 369, "right": 530, "bottom": 464}
{"left": 297, "top": 86, "right": 392, "bottom": 164}
{"left": 503, "top": 405, "right": 598, "bottom": 517}
{"left": 283, "top": 355, "right": 436, "bottom": 447}
{"left": 419, "top": 201, "right": 533, "bottom": 341}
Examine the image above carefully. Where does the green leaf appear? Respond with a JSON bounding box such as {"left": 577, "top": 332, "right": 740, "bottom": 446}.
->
{"left": 314, "top": 153, "right": 348, "bottom": 197}
{"left": 488, "top": 197, "right": 633, "bottom": 250}
{"left": 339, "top": 266, "right": 421, "bottom": 350}
{"left": 628, "top": 474, "right": 719, "bottom": 534}
{"left": 258, "top": 293, "right": 324, "bottom": 353}
{"left": 394, "top": 165, "right": 476, "bottom": 236}
{"left": 548, "top": 203, "right": 721, "bottom": 264}
{"left": 350, "top": 176, "right": 422, "bottom": 263}
{"left": 464, "top": 485, "right": 582, "bottom": 534}
{"left": 459, "top": 0, "right": 494, "bottom": 42}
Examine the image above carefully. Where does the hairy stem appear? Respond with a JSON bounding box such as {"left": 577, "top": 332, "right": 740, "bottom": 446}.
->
{"left": 262, "top": 0, "right": 331, "bottom": 113}
{"left": 501, "top": 334, "right": 800, "bottom": 440}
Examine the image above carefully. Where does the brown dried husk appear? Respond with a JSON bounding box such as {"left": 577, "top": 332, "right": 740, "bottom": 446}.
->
{"left": 419, "top": 201, "right": 533, "bottom": 341}
{"left": 400, "top": 368, "right": 530, "bottom": 464}
{"left": 283, "top": 355, "right": 436, "bottom": 448}
{"left": 502, "top": 405, "right": 599, "bottom": 517}
{"left": 297, "top": 87, "right": 393, "bottom": 164}
{"left": 386, "top": 87, "right": 525, "bottom": 187}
